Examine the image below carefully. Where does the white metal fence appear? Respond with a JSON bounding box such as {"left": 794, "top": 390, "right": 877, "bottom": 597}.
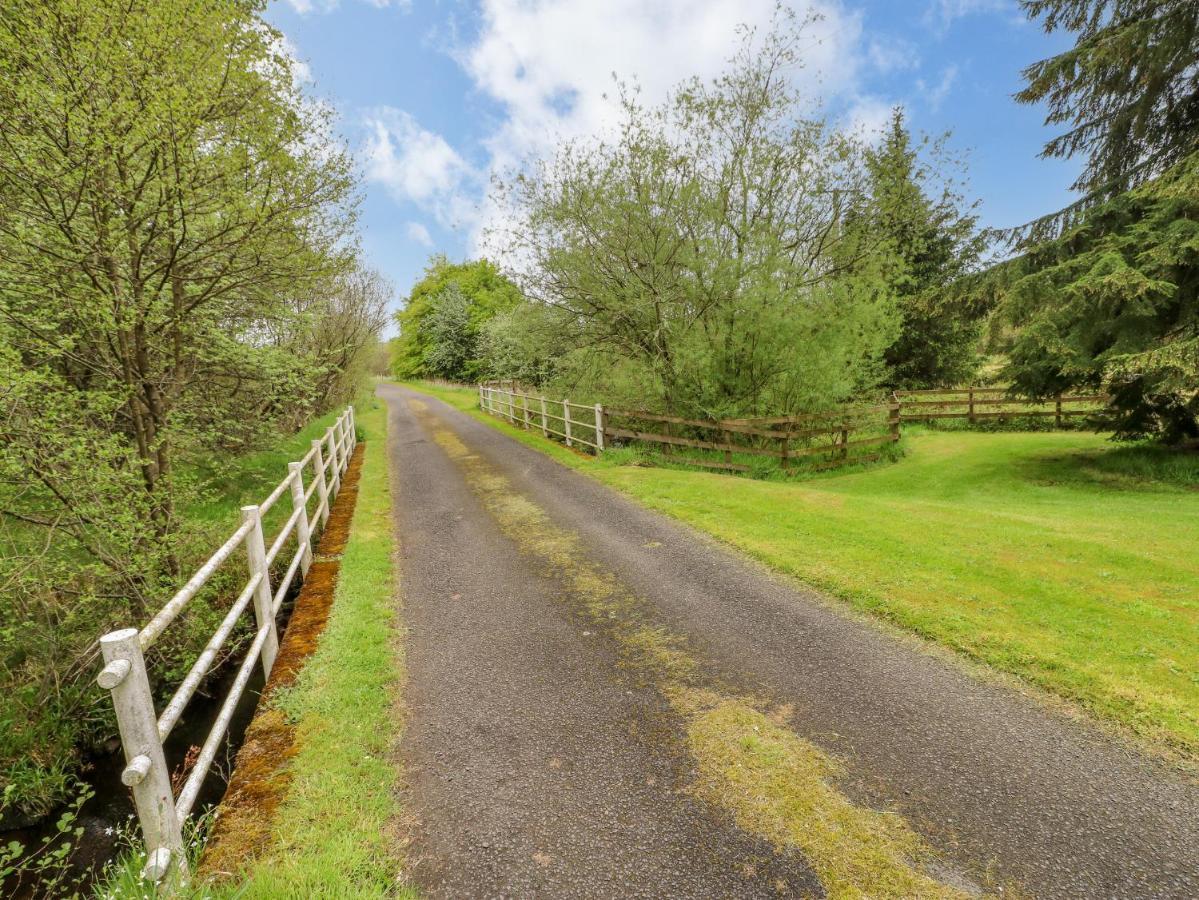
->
{"left": 479, "top": 384, "right": 604, "bottom": 453}
{"left": 95, "top": 406, "right": 357, "bottom": 888}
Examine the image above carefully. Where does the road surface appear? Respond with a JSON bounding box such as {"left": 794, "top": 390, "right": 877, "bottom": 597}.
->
{"left": 382, "top": 383, "right": 1199, "bottom": 899}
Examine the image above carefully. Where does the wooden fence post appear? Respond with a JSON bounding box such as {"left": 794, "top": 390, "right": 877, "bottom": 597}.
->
{"left": 288, "top": 462, "right": 313, "bottom": 577}
{"left": 723, "top": 428, "right": 733, "bottom": 465}
{"left": 348, "top": 405, "right": 356, "bottom": 452}
{"left": 479, "top": 384, "right": 484, "bottom": 409}
{"left": 240, "top": 505, "right": 278, "bottom": 676}
{"left": 508, "top": 390, "right": 516, "bottom": 424}
{"left": 840, "top": 424, "right": 849, "bottom": 460}
{"left": 98, "top": 629, "right": 187, "bottom": 887}
{"left": 563, "top": 400, "right": 573, "bottom": 446}
{"left": 523, "top": 395, "right": 531, "bottom": 429}
{"left": 889, "top": 401, "right": 901, "bottom": 442}
{"left": 1055, "top": 394, "right": 1063, "bottom": 428}
{"left": 311, "top": 439, "right": 330, "bottom": 528}
{"left": 540, "top": 396, "right": 548, "bottom": 437}
{"left": 968, "top": 387, "right": 976, "bottom": 424}
{"left": 594, "top": 403, "right": 605, "bottom": 453}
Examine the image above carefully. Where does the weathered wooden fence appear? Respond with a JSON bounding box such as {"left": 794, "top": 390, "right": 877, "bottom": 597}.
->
{"left": 895, "top": 388, "right": 1105, "bottom": 425}
{"left": 479, "top": 384, "right": 900, "bottom": 474}
{"left": 95, "top": 406, "right": 357, "bottom": 889}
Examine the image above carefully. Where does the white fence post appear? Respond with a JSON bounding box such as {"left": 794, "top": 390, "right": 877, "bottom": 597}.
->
{"left": 563, "top": 399, "right": 573, "bottom": 447}
{"left": 98, "top": 629, "right": 186, "bottom": 887}
{"left": 327, "top": 425, "right": 342, "bottom": 499}
{"left": 507, "top": 390, "right": 516, "bottom": 424}
{"left": 311, "top": 438, "right": 330, "bottom": 528}
{"left": 240, "top": 505, "right": 278, "bottom": 675}
{"left": 479, "top": 384, "right": 484, "bottom": 409}
{"left": 540, "top": 396, "right": 548, "bottom": 437}
{"left": 348, "top": 405, "right": 357, "bottom": 452}
{"left": 288, "top": 462, "right": 313, "bottom": 577}
{"left": 522, "top": 394, "right": 530, "bottom": 429}
{"left": 594, "top": 403, "right": 605, "bottom": 453}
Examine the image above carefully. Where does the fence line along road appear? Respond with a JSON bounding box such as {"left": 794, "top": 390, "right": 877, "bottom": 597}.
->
{"left": 95, "top": 405, "right": 357, "bottom": 890}
{"left": 478, "top": 384, "right": 900, "bottom": 473}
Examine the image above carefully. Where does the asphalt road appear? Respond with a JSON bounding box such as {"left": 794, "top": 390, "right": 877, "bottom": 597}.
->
{"left": 382, "top": 383, "right": 1199, "bottom": 899}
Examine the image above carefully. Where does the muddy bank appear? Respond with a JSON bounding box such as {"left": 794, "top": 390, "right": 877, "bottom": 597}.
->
{"left": 199, "top": 445, "right": 363, "bottom": 877}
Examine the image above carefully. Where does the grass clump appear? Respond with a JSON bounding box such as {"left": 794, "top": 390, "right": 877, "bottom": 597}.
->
{"left": 687, "top": 700, "right": 966, "bottom": 899}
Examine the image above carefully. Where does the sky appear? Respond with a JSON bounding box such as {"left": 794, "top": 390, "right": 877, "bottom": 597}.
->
{"left": 265, "top": 0, "right": 1082, "bottom": 327}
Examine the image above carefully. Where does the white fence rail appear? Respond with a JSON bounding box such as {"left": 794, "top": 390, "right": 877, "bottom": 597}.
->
{"left": 95, "top": 405, "right": 357, "bottom": 888}
{"left": 480, "top": 384, "right": 604, "bottom": 453}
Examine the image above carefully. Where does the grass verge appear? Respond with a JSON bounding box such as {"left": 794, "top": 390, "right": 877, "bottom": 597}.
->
{"left": 402, "top": 380, "right": 1199, "bottom": 762}
{"left": 206, "top": 396, "right": 407, "bottom": 897}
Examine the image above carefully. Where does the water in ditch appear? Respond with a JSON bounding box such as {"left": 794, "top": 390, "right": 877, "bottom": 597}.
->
{"left": 2, "top": 603, "right": 292, "bottom": 898}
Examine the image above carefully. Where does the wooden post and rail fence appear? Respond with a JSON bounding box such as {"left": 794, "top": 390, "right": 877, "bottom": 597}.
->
{"left": 478, "top": 383, "right": 1106, "bottom": 475}
{"left": 95, "top": 406, "right": 357, "bottom": 890}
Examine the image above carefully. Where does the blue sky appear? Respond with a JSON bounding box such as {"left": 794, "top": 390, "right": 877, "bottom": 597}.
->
{"left": 266, "top": 0, "right": 1080, "bottom": 325}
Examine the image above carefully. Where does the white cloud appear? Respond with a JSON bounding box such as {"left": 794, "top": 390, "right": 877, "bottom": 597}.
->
{"left": 362, "top": 108, "right": 479, "bottom": 228}
{"left": 444, "top": 0, "right": 875, "bottom": 256}
{"left": 463, "top": 1, "right": 864, "bottom": 175}
{"left": 916, "top": 64, "right": 958, "bottom": 111}
{"left": 867, "top": 36, "right": 919, "bottom": 74}
{"left": 285, "top": 0, "right": 409, "bottom": 14}
{"left": 845, "top": 96, "right": 897, "bottom": 144}
{"left": 922, "top": 0, "right": 1010, "bottom": 34}
{"left": 405, "top": 221, "right": 434, "bottom": 248}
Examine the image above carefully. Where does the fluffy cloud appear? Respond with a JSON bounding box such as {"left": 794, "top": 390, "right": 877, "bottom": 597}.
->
{"left": 462, "top": 0, "right": 865, "bottom": 175}
{"left": 363, "top": 108, "right": 478, "bottom": 228}
{"left": 405, "top": 221, "right": 434, "bottom": 248}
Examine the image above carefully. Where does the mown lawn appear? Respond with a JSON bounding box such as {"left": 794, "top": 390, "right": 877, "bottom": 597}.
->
{"left": 408, "top": 381, "right": 1199, "bottom": 761}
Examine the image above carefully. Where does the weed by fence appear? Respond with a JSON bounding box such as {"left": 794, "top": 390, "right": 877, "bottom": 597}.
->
{"left": 94, "top": 406, "right": 357, "bottom": 891}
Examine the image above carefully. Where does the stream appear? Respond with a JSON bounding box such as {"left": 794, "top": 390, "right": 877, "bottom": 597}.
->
{"left": 3, "top": 596, "right": 295, "bottom": 898}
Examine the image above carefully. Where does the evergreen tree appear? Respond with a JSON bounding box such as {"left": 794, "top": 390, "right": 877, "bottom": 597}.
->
{"left": 868, "top": 109, "right": 986, "bottom": 389}
{"left": 1001, "top": 154, "right": 1199, "bottom": 443}
{"left": 1017, "top": 0, "right": 1199, "bottom": 237}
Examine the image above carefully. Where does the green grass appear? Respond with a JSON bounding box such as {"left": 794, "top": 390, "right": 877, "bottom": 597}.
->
{"left": 404, "top": 380, "right": 1199, "bottom": 761}
{"left": 217, "top": 396, "right": 409, "bottom": 898}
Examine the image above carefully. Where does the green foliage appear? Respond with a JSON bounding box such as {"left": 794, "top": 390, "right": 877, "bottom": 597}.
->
{"left": 866, "top": 110, "right": 987, "bottom": 389}
{"left": 999, "top": 153, "right": 1199, "bottom": 442}
{"left": 0, "top": 0, "right": 387, "bottom": 820}
{"left": 491, "top": 10, "right": 902, "bottom": 418}
{"left": 391, "top": 256, "right": 523, "bottom": 381}
{"left": 1016, "top": 0, "right": 1199, "bottom": 237}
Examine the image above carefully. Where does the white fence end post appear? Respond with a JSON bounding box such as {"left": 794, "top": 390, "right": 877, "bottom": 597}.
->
{"left": 594, "top": 403, "right": 605, "bottom": 453}
{"left": 98, "top": 628, "right": 187, "bottom": 888}
{"left": 563, "top": 399, "right": 572, "bottom": 447}
{"left": 539, "top": 396, "right": 548, "bottom": 437}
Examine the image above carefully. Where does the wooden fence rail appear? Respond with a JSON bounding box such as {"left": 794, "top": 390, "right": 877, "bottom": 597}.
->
{"left": 894, "top": 387, "right": 1105, "bottom": 426}
{"left": 95, "top": 406, "right": 357, "bottom": 890}
{"left": 478, "top": 384, "right": 899, "bottom": 474}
